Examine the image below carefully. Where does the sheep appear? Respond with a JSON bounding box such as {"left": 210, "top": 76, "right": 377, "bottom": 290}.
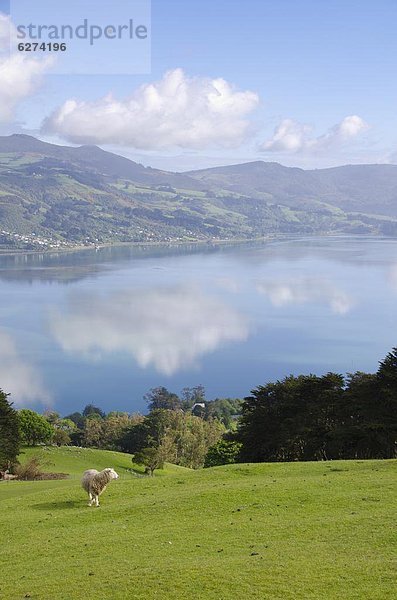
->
{"left": 81, "top": 468, "right": 119, "bottom": 506}
{"left": 0, "top": 470, "right": 18, "bottom": 481}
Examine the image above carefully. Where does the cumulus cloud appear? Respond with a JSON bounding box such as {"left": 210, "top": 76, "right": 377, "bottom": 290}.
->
{"left": 260, "top": 115, "right": 369, "bottom": 154}
{"left": 50, "top": 286, "right": 249, "bottom": 376}
{"left": 0, "top": 13, "right": 54, "bottom": 123}
{"left": 42, "top": 68, "right": 259, "bottom": 149}
{"left": 0, "top": 330, "right": 51, "bottom": 406}
{"left": 256, "top": 277, "right": 353, "bottom": 315}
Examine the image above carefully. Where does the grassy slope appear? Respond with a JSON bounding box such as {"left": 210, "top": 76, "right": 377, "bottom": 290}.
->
{"left": 0, "top": 448, "right": 395, "bottom": 600}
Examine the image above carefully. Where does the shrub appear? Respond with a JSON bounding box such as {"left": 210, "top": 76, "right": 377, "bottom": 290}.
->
{"left": 15, "top": 455, "right": 68, "bottom": 480}
{"left": 14, "top": 456, "right": 46, "bottom": 480}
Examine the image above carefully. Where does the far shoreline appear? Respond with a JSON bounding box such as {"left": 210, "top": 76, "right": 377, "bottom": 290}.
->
{"left": 0, "top": 232, "right": 393, "bottom": 259}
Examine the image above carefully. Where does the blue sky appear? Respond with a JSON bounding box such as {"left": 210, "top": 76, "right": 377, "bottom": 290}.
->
{"left": 1, "top": 0, "right": 397, "bottom": 169}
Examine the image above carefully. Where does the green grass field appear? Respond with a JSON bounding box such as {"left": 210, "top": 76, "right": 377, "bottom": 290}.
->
{"left": 0, "top": 448, "right": 395, "bottom": 600}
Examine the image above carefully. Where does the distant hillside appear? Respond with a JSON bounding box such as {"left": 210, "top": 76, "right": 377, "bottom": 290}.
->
{"left": 1, "top": 135, "right": 397, "bottom": 250}
{"left": 188, "top": 161, "right": 397, "bottom": 217}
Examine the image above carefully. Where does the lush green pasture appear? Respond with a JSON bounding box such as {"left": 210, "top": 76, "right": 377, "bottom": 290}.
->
{"left": 0, "top": 448, "right": 395, "bottom": 600}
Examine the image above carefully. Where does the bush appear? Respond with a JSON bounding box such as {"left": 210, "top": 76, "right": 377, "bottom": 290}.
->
{"left": 15, "top": 455, "right": 68, "bottom": 480}
{"left": 14, "top": 456, "right": 46, "bottom": 480}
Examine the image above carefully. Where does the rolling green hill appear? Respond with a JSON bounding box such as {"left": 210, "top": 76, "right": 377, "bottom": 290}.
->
{"left": 17, "top": 445, "right": 189, "bottom": 479}
{"left": 0, "top": 446, "right": 395, "bottom": 599}
{"left": 1, "top": 134, "right": 397, "bottom": 251}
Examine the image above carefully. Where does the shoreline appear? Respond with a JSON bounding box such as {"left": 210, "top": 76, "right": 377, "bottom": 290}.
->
{"left": 0, "top": 232, "right": 391, "bottom": 258}
{"left": 0, "top": 234, "right": 286, "bottom": 258}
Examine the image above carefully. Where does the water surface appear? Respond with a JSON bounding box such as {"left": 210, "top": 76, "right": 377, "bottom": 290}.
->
{"left": 1, "top": 237, "right": 396, "bottom": 414}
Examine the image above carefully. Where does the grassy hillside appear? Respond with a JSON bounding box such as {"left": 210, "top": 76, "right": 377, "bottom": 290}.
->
{"left": 2, "top": 135, "right": 397, "bottom": 251}
{"left": 0, "top": 447, "right": 395, "bottom": 599}
{"left": 18, "top": 445, "right": 188, "bottom": 478}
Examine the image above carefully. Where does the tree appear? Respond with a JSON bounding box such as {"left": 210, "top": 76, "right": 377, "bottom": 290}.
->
{"left": 18, "top": 409, "right": 54, "bottom": 446}
{"left": 144, "top": 387, "right": 182, "bottom": 412}
{"left": 174, "top": 415, "right": 224, "bottom": 469}
{"left": 237, "top": 373, "right": 345, "bottom": 462}
{"left": 64, "top": 411, "right": 85, "bottom": 429}
{"left": 237, "top": 351, "right": 397, "bottom": 463}
{"left": 133, "top": 426, "right": 178, "bottom": 475}
{"left": 0, "top": 390, "right": 20, "bottom": 469}
{"left": 119, "top": 409, "right": 173, "bottom": 454}
{"left": 57, "top": 418, "right": 77, "bottom": 435}
{"left": 83, "top": 417, "right": 104, "bottom": 447}
{"left": 82, "top": 404, "right": 105, "bottom": 419}
{"left": 204, "top": 439, "right": 242, "bottom": 468}
{"left": 375, "top": 349, "right": 397, "bottom": 457}
{"left": 339, "top": 366, "right": 397, "bottom": 459}
{"left": 181, "top": 385, "right": 206, "bottom": 410}
{"left": 377, "top": 347, "right": 397, "bottom": 388}
{"left": 43, "top": 410, "right": 61, "bottom": 425}
{"left": 120, "top": 409, "right": 224, "bottom": 469}
{"left": 102, "top": 412, "right": 143, "bottom": 450}
{"left": 205, "top": 398, "right": 242, "bottom": 428}
{"left": 53, "top": 429, "right": 71, "bottom": 446}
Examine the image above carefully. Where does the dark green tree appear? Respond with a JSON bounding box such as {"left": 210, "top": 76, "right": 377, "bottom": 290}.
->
{"left": 82, "top": 404, "right": 105, "bottom": 419}
{"left": 144, "top": 387, "right": 182, "bottom": 412}
{"left": 237, "top": 350, "right": 397, "bottom": 462}
{"left": 119, "top": 409, "right": 173, "bottom": 454}
{"left": 237, "top": 373, "right": 345, "bottom": 462}
{"left": 64, "top": 411, "right": 85, "bottom": 429}
{"left": 375, "top": 348, "right": 397, "bottom": 457}
{"left": 133, "top": 447, "right": 167, "bottom": 476}
{"left": 0, "top": 390, "right": 20, "bottom": 469}
{"left": 204, "top": 439, "right": 242, "bottom": 467}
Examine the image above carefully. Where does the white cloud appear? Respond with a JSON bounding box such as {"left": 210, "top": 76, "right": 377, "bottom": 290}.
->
{"left": 256, "top": 277, "right": 353, "bottom": 315}
{"left": 50, "top": 286, "right": 249, "bottom": 376}
{"left": 0, "top": 13, "right": 54, "bottom": 123}
{"left": 261, "top": 115, "right": 369, "bottom": 154}
{"left": 0, "top": 330, "right": 51, "bottom": 407}
{"left": 42, "top": 68, "right": 259, "bottom": 150}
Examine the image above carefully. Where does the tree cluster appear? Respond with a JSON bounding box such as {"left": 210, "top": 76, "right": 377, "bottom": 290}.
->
{"left": 114, "top": 386, "right": 240, "bottom": 473}
{"left": 237, "top": 349, "right": 397, "bottom": 462}
{"left": 2, "top": 348, "right": 395, "bottom": 472}
{"left": 63, "top": 406, "right": 144, "bottom": 450}
{"left": 119, "top": 408, "right": 224, "bottom": 472}
{"left": 145, "top": 386, "right": 241, "bottom": 428}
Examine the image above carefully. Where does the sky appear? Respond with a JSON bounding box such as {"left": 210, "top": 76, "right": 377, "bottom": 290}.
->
{"left": 0, "top": 0, "right": 397, "bottom": 170}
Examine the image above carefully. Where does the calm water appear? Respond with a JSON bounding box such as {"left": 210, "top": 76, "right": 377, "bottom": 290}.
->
{"left": 1, "top": 237, "right": 397, "bottom": 414}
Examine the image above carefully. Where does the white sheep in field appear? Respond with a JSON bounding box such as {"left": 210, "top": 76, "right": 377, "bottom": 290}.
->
{"left": 81, "top": 468, "right": 119, "bottom": 507}
{"left": 0, "top": 470, "right": 18, "bottom": 481}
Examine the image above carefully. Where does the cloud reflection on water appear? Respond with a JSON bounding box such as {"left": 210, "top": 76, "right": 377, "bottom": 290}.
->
{"left": 256, "top": 277, "right": 354, "bottom": 315}
{"left": 0, "top": 331, "right": 51, "bottom": 406}
{"left": 388, "top": 265, "right": 397, "bottom": 292}
{"left": 50, "top": 286, "right": 249, "bottom": 375}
